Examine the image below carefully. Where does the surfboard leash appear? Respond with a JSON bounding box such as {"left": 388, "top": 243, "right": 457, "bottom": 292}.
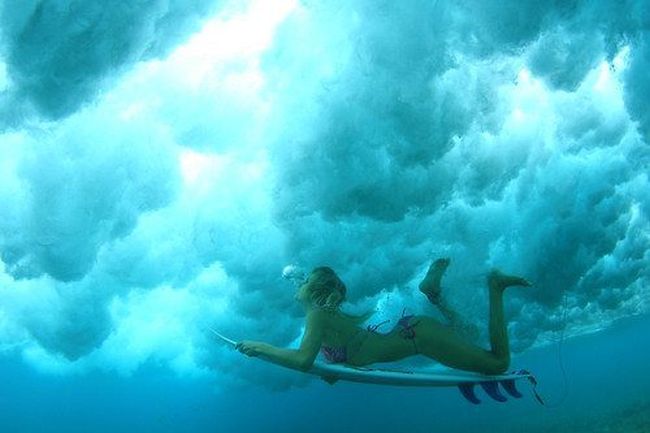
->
{"left": 514, "top": 369, "right": 545, "bottom": 406}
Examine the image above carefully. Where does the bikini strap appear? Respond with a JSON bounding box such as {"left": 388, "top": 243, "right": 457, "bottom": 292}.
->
{"left": 367, "top": 319, "right": 391, "bottom": 333}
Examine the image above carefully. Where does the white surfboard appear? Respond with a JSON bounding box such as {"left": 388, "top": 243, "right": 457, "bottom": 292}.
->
{"left": 209, "top": 328, "right": 542, "bottom": 404}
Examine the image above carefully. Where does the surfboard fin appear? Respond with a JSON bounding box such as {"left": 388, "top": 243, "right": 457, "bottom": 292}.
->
{"left": 499, "top": 379, "right": 523, "bottom": 398}
{"left": 458, "top": 383, "right": 481, "bottom": 404}
{"left": 321, "top": 375, "right": 340, "bottom": 385}
{"left": 480, "top": 381, "right": 508, "bottom": 403}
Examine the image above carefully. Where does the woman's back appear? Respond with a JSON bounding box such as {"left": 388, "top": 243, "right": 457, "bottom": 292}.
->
{"left": 320, "top": 310, "right": 366, "bottom": 348}
{"left": 319, "top": 310, "right": 423, "bottom": 366}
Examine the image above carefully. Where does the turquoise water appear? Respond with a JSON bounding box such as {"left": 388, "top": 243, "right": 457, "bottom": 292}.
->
{"left": 1, "top": 315, "right": 649, "bottom": 432}
{"left": 0, "top": 0, "right": 649, "bottom": 432}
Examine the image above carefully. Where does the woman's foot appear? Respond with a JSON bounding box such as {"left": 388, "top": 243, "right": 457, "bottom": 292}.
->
{"left": 418, "top": 258, "right": 450, "bottom": 304}
{"left": 487, "top": 270, "right": 531, "bottom": 292}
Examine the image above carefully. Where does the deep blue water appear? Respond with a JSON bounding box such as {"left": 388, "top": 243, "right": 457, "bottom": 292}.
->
{"left": 2, "top": 314, "right": 648, "bottom": 433}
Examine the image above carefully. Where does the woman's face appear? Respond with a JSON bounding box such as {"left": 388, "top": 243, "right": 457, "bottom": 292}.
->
{"left": 294, "top": 274, "right": 313, "bottom": 304}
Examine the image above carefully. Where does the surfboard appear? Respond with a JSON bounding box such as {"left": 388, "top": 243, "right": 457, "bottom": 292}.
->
{"left": 209, "top": 328, "right": 543, "bottom": 404}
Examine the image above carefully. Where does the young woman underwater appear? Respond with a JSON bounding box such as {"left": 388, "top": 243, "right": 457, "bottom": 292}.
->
{"left": 235, "top": 259, "right": 531, "bottom": 375}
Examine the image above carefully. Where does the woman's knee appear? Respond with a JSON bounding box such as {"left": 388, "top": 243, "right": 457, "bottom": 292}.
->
{"left": 480, "top": 355, "right": 510, "bottom": 375}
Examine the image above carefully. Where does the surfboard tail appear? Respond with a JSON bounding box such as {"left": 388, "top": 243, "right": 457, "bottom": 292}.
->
{"left": 457, "top": 371, "right": 543, "bottom": 405}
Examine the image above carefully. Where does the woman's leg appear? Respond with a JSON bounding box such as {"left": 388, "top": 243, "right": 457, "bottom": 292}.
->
{"left": 419, "top": 258, "right": 459, "bottom": 323}
{"left": 419, "top": 258, "right": 448, "bottom": 303}
{"left": 419, "top": 259, "right": 478, "bottom": 340}
{"left": 414, "top": 270, "right": 530, "bottom": 375}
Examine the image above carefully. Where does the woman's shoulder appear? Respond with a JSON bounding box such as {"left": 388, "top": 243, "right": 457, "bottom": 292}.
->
{"left": 312, "top": 308, "right": 368, "bottom": 333}
{"left": 306, "top": 307, "right": 335, "bottom": 323}
{"left": 307, "top": 308, "right": 353, "bottom": 329}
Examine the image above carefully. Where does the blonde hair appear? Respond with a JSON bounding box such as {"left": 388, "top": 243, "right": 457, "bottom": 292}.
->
{"left": 307, "top": 266, "right": 346, "bottom": 309}
{"left": 306, "top": 267, "right": 373, "bottom": 324}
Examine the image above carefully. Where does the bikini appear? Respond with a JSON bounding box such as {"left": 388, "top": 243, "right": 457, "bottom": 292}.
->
{"left": 320, "top": 309, "right": 420, "bottom": 364}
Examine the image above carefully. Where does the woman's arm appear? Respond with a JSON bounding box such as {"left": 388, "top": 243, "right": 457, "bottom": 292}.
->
{"left": 236, "top": 309, "right": 325, "bottom": 372}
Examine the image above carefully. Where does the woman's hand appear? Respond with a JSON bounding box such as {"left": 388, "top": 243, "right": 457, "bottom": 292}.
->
{"left": 235, "top": 340, "right": 267, "bottom": 357}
